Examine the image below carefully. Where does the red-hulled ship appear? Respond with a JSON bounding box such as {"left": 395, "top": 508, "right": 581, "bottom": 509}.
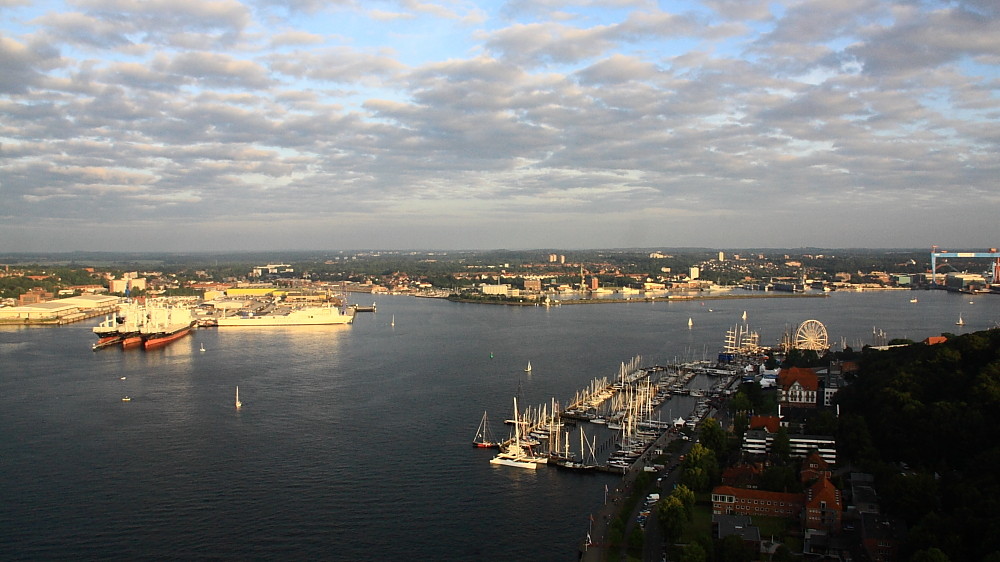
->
{"left": 143, "top": 323, "right": 194, "bottom": 350}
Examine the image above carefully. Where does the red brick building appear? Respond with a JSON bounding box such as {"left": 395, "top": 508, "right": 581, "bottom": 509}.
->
{"left": 804, "top": 476, "right": 843, "bottom": 532}
{"left": 800, "top": 451, "right": 831, "bottom": 484}
{"left": 711, "top": 486, "right": 804, "bottom": 518}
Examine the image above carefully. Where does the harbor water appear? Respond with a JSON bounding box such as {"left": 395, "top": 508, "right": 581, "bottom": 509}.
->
{"left": 1, "top": 289, "right": 997, "bottom": 560}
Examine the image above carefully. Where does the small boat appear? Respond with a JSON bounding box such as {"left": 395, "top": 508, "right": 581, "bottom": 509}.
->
{"left": 910, "top": 298, "right": 918, "bottom": 303}
{"left": 742, "top": 310, "right": 747, "bottom": 321}
{"left": 235, "top": 386, "right": 242, "bottom": 410}
{"left": 524, "top": 361, "right": 532, "bottom": 373}
{"left": 956, "top": 315, "right": 965, "bottom": 326}
{"left": 200, "top": 343, "right": 206, "bottom": 352}
{"left": 391, "top": 315, "right": 395, "bottom": 327}
{"left": 472, "top": 411, "right": 499, "bottom": 448}
{"left": 687, "top": 317, "right": 693, "bottom": 329}
{"left": 122, "top": 396, "right": 131, "bottom": 402}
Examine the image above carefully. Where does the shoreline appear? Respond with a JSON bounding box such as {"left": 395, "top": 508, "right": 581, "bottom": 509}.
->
{"left": 446, "top": 292, "right": 829, "bottom": 306}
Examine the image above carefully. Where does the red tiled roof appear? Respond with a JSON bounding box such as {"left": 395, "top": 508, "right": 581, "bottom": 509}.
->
{"left": 801, "top": 450, "right": 829, "bottom": 470}
{"left": 806, "top": 476, "right": 842, "bottom": 510}
{"left": 778, "top": 367, "right": 818, "bottom": 391}
{"left": 749, "top": 415, "right": 781, "bottom": 433}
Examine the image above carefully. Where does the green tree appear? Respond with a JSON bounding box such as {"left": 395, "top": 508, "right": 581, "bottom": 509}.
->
{"left": 716, "top": 533, "right": 753, "bottom": 562}
{"left": 728, "top": 391, "right": 752, "bottom": 415}
{"left": 911, "top": 548, "right": 951, "bottom": 562}
{"left": 680, "top": 443, "right": 719, "bottom": 491}
{"left": 672, "top": 484, "right": 696, "bottom": 521}
{"left": 699, "top": 417, "right": 726, "bottom": 457}
{"left": 681, "top": 542, "right": 707, "bottom": 562}
{"left": 657, "top": 496, "right": 687, "bottom": 545}
{"left": 772, "top": 426, "right": 791, "bottom": 464}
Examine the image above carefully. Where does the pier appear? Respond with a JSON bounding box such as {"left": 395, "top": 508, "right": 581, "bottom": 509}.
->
{"left": 488, "top": 354, "right": 744, "bottom": 474}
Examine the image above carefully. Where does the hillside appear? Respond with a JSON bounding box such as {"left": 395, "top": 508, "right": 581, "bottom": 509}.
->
{"left": 836, "top": 329, "right": 1000, "bottom": 561}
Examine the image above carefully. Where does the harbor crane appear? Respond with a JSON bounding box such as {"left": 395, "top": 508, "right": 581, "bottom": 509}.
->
{"left": 930, "top": 247, "right": 1000, "bottom": 286}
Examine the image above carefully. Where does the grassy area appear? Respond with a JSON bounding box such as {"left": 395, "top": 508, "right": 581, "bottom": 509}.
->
{"left": 680, "top": 497, "right": 714, "bottom": 544}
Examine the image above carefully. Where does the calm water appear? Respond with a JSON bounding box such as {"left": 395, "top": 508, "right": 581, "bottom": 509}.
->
{"left": 2, "top": 290, "right": 997, "bottom": 560}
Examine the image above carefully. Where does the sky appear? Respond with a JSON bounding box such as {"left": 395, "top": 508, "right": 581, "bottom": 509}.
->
{"left": 1, "top": 0, "right": 998, "bottom": 252}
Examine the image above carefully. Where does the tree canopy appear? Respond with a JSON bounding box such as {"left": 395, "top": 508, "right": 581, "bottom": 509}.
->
{"left": 835, "top": 329, "right": 1000, "bottom": 561}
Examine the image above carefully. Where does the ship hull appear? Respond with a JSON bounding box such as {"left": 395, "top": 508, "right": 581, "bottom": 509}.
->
{"left": 143, "top": 325, "right": 193, "bottom": 350}
{"left": 216, "top": 306, "right": 354, "bottom": 327}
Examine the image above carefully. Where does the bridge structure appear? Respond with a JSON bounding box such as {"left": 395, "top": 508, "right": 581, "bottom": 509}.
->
{"left": 930, "top": 247, "right": 1000, "bottom": 286}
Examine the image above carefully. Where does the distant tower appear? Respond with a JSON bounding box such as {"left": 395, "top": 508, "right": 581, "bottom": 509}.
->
{"left": 719, "top": 251, "right": 725, "bottom": 262}
{"left": 689, "top": 266, "right": 700, "bottom": 280}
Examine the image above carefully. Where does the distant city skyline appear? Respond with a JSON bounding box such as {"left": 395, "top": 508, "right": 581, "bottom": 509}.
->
{"left": 2, "top": 1, "right": 998, "bottom": 252}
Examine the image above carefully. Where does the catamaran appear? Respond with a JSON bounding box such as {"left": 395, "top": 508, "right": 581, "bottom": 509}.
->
{"left": 490, "top": 397, "right": 545, "bottom": 469}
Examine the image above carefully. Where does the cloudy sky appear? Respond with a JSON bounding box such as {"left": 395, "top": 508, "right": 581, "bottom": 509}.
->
{"left": 1, "top": 0, "right": 998, "bottom": 252}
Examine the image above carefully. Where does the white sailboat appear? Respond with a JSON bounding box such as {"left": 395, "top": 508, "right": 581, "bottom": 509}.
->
{"left": 200, "top": 343, "right": 206, "bottom": 352}
{"left": 490, "top": 397, "right": 543, "bottom": 469}
{"left": 235, "top": 386, "right": 242, "bottom": 410}
{"left": 956, "top": 314, "right": 965, "bottom": 326}
{"left": 687, "top": 317, "right": 693, "bottom": 329}
{"left": 524, "top": 361, "right": 532, "bottom": 373}
{"left": 741, "top": 310, "right": 747, "bottom": 322}
{"left": 391, "top": 314, "right": 395, "bottom": 327}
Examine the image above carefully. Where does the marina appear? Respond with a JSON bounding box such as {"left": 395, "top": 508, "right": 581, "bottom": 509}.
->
{"left": 2, "top": 290, "right": 997, "bottom": 561}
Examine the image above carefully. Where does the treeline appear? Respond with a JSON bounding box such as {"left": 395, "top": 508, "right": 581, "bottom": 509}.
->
{"left": 835, "top": 329, "right": 1000, "bottom": 561}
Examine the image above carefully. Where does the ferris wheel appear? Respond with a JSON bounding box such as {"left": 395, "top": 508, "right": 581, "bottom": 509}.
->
{"left": 794, "top": 319, "right": 829, "bottom": 351}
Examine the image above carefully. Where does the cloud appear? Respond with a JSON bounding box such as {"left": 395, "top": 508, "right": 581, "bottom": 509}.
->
{"left": 158, "top": 51, "right": 271, "bottom": 89}
{"left": 1, "top": 0, "right": 998, "bottom": 251}
{"left": 0, "top": 34, "right": 62, "bottom": 94}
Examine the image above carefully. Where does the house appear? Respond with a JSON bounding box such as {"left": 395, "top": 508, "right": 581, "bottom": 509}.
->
{"left": 805, "top": 476, "right": 843, "bottom": 533}
{"left": 778, "top": 367, "right": 819, "bottom": 408}
{"left": 721, "top": 464, "right": 763, "bottom": 489}
{"left": 749, "top": 415, "right": 781, "bottom": 433}
{"left": 800, "top": 451, "right": 831, "bottom": 484}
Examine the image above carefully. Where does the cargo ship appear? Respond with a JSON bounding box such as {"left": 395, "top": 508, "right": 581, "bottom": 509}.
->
{"left": 143, "top": 323, "right": 194, "bottom": 349}
{"left": 92, "top": 301, "right": 195, "bottom": 351}
{"left": 215, "top": 304, "right": 355, "bottom": 326}
{"left": 141, "top": 305, "right": 195, "bottom": 349}
{"left": 92, "top": 302, "right": 143, "bottom": 351}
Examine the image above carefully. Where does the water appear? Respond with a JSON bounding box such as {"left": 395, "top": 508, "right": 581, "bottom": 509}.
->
{"left": 1, "top": 290, "right": 997, "bottom": 560}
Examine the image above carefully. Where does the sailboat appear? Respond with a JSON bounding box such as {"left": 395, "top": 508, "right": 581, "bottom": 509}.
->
{"left": 490, "top": 397, "right": 544, "bottom": 469}
{"left": 524, "top": 361, "right": 532, "bottom": 373}
{"left": 200, "top": 343, "right": 206, "bottom": 352}
{"left": 235, "top": 386, "right": 242, "bottom": 410}
{"left": 472, "top": 411, "right": 499, "bottom": 448}
{"left": 687, "top": 317, "right": 693, "bottom": 329}
{"left": 391, "top": 315, "right": 395, "bottom": 327}
{"left": 742, "top": 310, "right": 747, "bottom": 321}
{"left": 956, "top": 314, "right": 965, "bottom": 326}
